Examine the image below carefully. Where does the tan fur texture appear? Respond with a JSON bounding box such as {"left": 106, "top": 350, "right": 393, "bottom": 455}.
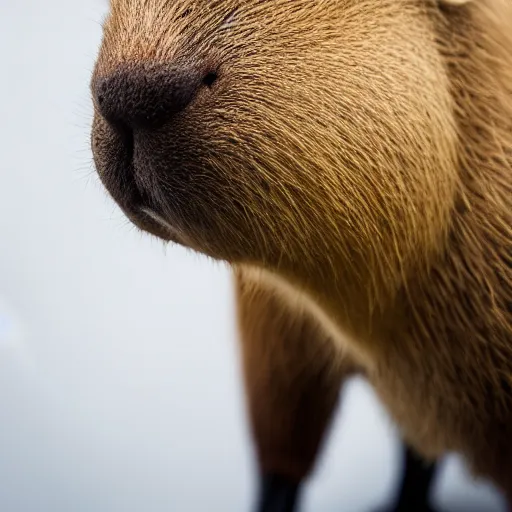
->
{"left": 91, "top": 0, "right": 512, "bottom": 500}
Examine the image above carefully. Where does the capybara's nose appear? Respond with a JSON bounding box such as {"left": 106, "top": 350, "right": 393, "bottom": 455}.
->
{"left": 93, "top": 63, "right": 217, "bottom": 129}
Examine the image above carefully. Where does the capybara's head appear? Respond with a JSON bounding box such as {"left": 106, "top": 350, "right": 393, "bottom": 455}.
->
{"left": 91, "top": 0, "right": 476, "bottom": 292}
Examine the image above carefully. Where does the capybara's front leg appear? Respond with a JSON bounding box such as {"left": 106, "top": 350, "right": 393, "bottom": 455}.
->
{"left": 235, "top": 270, "right": 353, "bottom": 511}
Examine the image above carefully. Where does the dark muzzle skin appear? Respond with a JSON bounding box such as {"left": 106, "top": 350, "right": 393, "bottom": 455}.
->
{"left": 92, "top": 62, "right": 210, "bottom": 131}
{"left": 90, "top": 60, "right": 220, "bottom": 244}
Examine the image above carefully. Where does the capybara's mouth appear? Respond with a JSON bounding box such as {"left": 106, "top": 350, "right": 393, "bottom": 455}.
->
{"left": 91, "top": 112, "right": 177, "bottom": 241}
{"left": 91, "top": 109, "right": 231, "bottom": 254}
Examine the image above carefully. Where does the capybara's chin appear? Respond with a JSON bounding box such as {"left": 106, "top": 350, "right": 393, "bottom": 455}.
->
{"left": 91, "top": 106, "right": 268, "bottom": 261}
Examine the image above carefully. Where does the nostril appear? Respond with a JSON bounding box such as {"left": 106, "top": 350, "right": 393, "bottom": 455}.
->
{"left": 203, "top": 72, "right": 218, "bottom": 88}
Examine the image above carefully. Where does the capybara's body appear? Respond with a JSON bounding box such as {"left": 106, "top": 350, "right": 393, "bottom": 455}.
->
{"left": 90, "top": 0, "right": 512, "bottom": 507}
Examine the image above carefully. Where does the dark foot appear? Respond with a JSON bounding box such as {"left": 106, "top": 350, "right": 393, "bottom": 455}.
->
{"left": 372, "top": 500, "right": 439, "bottom": 512}
{"left": 373, "top": 445, "right": 439, "bottom": 512}
{"left": 255, "top": 473, "right": 301, "bottom": 512}
{"left": 373, "top": 505, "right": 438, "bottom": 512}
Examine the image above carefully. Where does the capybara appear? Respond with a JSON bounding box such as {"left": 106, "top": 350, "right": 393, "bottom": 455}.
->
{"left": 90, "top": 0, "right": 512, "bottom": 510}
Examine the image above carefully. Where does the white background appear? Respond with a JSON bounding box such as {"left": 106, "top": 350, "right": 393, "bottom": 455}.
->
{"left": 0, "top": 1, "right": 505, "bottom": 510}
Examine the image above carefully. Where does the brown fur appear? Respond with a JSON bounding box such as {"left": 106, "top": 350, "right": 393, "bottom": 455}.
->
{"left": 91, "top": 0, "right": 512, "bottom": 501}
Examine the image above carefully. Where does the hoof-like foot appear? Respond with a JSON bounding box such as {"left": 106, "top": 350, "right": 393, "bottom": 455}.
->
{"left": 256, "top": 473, "right": 301, "bottom": 512}
{"left": 372, "top": 503, "right": 439, "bottom": 512}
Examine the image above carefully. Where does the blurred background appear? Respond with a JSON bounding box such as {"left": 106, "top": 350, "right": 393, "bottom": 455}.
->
{"left": 0, "top": 0, "right": 507, "bottom": 511}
